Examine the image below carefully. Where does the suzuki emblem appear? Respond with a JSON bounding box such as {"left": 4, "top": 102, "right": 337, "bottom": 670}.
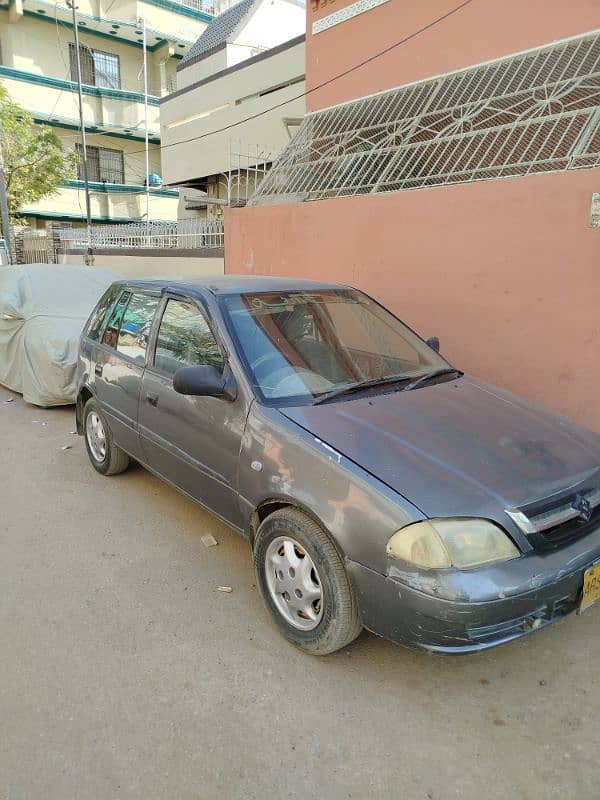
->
{"left": 572, "top": 494, "right": 592, "bottom": 523}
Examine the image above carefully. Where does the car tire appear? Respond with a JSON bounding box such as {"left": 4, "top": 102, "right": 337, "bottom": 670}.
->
{"left": 253, "top": 508, "right": 362, "bottom": 655}
{"left": 83, "top": 397, "right": 130, "bottom": 476}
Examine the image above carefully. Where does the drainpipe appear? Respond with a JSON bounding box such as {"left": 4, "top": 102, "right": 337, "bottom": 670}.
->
{"left": 67, "top": 0, "right": 94, "bottom": 266}
{"left": 137, "top": 16, "right": 150, "bottom": 243}
{"left": 0, "top": 119, "right": 12, "bottom": 261}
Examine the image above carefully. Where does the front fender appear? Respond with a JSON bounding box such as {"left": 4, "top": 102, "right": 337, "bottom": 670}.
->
{"left": 238, "top": 404, "right": 424, "bottom": 575}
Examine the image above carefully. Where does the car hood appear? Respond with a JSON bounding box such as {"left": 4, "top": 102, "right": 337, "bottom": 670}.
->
{"left": 280, "top": 376, "right": 600, "bottom": 519}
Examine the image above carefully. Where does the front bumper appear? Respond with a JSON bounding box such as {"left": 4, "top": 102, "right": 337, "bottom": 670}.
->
{"left": 347, "top": 529, "right": 600, "bottom": 653}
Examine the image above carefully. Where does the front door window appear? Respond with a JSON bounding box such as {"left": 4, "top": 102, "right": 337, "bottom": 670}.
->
{"left": 154, "top": 298, "right": 224, "bottom": 375}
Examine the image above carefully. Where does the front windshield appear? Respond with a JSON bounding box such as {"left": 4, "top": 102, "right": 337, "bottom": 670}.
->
{"left": 221, "top": 289, "right": 449, "bottom": 404}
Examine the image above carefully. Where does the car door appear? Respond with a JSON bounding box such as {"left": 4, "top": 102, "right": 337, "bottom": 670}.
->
{"left": 93, "top": 289, "right": 161, "bottom": 459}
{"left": 138, "top": 294, "right": 248, "bottom": 528}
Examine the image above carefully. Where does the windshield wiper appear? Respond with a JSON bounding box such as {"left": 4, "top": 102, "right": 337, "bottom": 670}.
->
{"left": 402, "top": 367, "right": 463, "bottom": 392}
{"left": 313, "top": 374, "right": 412, "bottom": 405}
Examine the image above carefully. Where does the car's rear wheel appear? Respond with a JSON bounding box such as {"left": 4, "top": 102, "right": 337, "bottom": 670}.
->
{"left": 253, "top": 508, "right": 362, "bottom": 655}
{"left": 83, "top": 397, "right": 129, "bottom": 476}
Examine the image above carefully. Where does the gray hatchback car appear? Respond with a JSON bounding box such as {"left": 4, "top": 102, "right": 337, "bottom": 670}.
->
{"left": 77, "top": 276, "right": 600, "bottom": 655}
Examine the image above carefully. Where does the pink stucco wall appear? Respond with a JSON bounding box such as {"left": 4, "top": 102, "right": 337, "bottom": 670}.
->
{"left": 306, "top": 0, "right": 600, "bottom": 111}
{"left": 225, "top": 169, "right": 600, "bottom": 431}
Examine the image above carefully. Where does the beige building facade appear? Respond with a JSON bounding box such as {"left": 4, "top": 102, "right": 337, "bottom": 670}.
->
{"left": 0, "top": 0, "right": 215, "bottom": 226}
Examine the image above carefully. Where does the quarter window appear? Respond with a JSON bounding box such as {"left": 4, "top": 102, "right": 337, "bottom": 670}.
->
{"left": 85, "top": 284, "right": 121, "bottom": 341}
{"left": 102, "top": 290, "right": 130, "bottom": 348}
{"left": 154, "top": 299, "right": 224, "bottom": 376}
{"left": 116, "top": 293, "right": 160, "bottom": 363}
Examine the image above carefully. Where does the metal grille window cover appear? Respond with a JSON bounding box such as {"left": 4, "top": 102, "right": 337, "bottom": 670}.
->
{"left": 69, "top": 43, "right": 121, "bottom": 90}
{"left": 76, "top": 144, "right": 125, "bottom": 184}
{"left": 250, "top": 31, "right": 600, "bottom": 205}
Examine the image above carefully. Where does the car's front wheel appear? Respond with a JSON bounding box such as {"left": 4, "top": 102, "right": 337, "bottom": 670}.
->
{"left": 83, "top": 397, "right": 130, "bottom": 476}
{"left": 254, "top": 508, "right": 362, "bottom": 655}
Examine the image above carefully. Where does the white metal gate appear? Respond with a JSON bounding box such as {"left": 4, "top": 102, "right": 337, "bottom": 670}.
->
{"left": 21, "top": 230, "right": 51, "bottom": 264}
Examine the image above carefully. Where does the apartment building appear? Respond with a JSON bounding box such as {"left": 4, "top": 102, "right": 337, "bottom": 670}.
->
{"left": 159, "top": 0, "right": 305, "bottom": 219}
{"left": 0, "top": 0, "right": 216, "bottom": 227}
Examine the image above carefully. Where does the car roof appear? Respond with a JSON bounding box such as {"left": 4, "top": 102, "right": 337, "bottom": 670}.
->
{"left": 114, "top": 275, "right": 350, "bottom": 297}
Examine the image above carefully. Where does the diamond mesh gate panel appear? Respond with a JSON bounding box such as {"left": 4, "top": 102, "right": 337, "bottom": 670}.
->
{"left": 249, "top": 32, "right": 600, "bottom": 205}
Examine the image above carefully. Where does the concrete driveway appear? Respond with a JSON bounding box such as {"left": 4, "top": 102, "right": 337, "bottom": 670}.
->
{"left": 1, "top": 390, "right": 598, "bottom": 800}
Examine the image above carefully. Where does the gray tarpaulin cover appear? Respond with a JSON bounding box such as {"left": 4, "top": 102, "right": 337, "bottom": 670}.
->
{"left": 0, "top": 264, "right": 119, "bottom": 407}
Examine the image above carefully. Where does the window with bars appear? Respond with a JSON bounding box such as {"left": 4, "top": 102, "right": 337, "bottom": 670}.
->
{"left": 250, "top": 31, "right": 600, "bottom": 205}
{"left": 69, "top": 43, "right": 121, "bottom": 90}
{"left": 76, "top": 144, "right": 125, "bottom": 184}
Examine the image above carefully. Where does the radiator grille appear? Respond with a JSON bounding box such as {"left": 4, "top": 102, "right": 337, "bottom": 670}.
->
{"left": 250, "top": 31, "right": 600, "bottom": 205}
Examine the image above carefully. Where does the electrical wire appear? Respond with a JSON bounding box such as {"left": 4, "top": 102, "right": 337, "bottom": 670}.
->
{"left": 128, "top": 0, "right": 475, "bottom": 156}
{"left": 40, "top": 2, "right": 74, "bottom": 120}
{"left": 103, "top": 0, "right": 120, "bottom": 17}
{"left": 29, "top": 0, "right": 474, "bottom": 208}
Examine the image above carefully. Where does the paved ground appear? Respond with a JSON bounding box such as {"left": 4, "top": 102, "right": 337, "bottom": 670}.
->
{"left": 1, "top": 389, "right": 599, "bottom": 800}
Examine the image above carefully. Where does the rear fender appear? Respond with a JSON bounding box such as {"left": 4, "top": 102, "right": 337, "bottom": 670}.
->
{"left": 76, "top": 385, "right": 95, "bottom": 434}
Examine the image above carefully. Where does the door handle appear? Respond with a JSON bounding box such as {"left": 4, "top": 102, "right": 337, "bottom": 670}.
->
{"left": 95, "top": 363, "right": 103, "bottom": 377}
{"left": 146, "top": 392, "right": 159, "bottom": 407}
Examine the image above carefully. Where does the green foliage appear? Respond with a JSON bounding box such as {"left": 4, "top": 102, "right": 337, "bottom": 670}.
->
{"left": 0, "top": 85, "right": 77, "bottom": 221}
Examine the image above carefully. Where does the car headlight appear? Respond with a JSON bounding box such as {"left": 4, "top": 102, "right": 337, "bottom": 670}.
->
{"left": 386, "top": 518, "right": 520, "bottom": 569}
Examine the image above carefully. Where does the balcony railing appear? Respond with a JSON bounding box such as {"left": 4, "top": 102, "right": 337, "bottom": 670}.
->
{"left": 58, "top": 220, "right": 224, "bottom": 250}
{"left": 170, "top": 0, "right": 218, "bottom": 13}
{"left": 170, "top": 0, "right": 242, "bottom": 15}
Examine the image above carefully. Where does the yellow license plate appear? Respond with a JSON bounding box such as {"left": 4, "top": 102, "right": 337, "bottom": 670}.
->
{"left": 580, "top": 563, "right": 600, "bottom": 612}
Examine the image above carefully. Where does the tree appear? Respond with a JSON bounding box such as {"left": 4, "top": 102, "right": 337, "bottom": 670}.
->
{"left": 0, "top": 86, "right": 77, "bottom": 222}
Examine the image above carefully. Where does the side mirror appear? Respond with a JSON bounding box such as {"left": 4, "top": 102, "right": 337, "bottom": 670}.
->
{"left": 173, "top": 365, "right": 235, "bottom": 400}
{"left": 426, "top": 336, "right": 440, "bottom": 353}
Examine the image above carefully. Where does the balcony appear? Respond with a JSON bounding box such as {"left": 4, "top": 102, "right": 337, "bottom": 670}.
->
{"left": 169, "top": 0, "right": 238, "bottom": 13}
{"left": 0, "top": 66, "right": 160, "bottom": 139}
{"left": 169, "top": 0, "right": 217, "bottom": 12}
{"left": 17, "top": 0, "right": 212, "bottom": 46}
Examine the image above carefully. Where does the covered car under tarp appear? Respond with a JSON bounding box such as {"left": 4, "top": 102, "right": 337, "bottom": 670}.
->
{"left": 0, "top": 264, "right": 119, "bottom": 406}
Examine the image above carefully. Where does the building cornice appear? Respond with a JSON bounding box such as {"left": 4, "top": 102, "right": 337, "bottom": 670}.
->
{"left": 0, "top": 65, "right": 160, "bottom": 105}
{"left": 32, "top": 116, "right": 161, "bottom": 144}
{"left": 18, "top": 209, "right": 175, "bottom": 223}
{"left": 64, "top": 180, "right": 179, "bottom": 197}
{"left": 22, "top": 3, "right": 196, "bottom": 52}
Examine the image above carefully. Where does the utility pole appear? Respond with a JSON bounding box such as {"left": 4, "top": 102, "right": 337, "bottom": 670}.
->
{"left": 0, "top": 119, "right": 12, "bottom": 262}
{"left": 66, "top": 0, "right": 94, "bottom": 265}
{"left": 138, "top": 16, "right": 150, "bottom": 242}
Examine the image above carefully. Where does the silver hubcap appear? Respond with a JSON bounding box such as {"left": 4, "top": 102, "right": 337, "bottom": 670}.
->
{"left": 86, "top": 411, "right": 106, "bottom": 462}
{"left": 265, "top": 536, "right": 323, "bottom": 631}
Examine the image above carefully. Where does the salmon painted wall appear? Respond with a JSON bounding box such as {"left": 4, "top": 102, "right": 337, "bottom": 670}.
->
{"left": 225, "top": 169, "right": 600, "bottom": 431}
{"left": 306, "top": 0, "right": 600, "bottom": 111}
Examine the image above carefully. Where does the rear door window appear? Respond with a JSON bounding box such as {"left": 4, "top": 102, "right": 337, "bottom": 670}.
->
{"left": 153, "top": 298, "right": 224, "bottom": 376}
{"left": 115, "top": 293, "right": 160, "bottom": 363}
